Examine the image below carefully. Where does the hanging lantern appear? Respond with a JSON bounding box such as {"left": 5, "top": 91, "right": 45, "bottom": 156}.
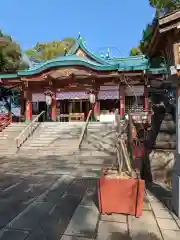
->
{"left": 88, "top": 92, "right": 96, "bottom": 104}
{"left": 45, "top": 94, "right": 52, "bottom": 106}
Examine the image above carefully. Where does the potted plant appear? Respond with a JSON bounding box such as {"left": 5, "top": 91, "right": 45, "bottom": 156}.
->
{"left": 98, "top": 121, "right": 145, "bottom": 217}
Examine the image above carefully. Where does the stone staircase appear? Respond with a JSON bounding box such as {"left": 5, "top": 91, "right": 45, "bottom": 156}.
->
{"left": 0, "top": 121, "right": 118, "bottom": 167}
{"left": 79, "top": 122, "right": 117, "bottom": 166}
{"left": 16, "top": 121, "right": 117, "bottom": 161}
{"left": 18, "top": 122, "right": 83, "bottom": 156}
{"left": 0, "top": 123, "right": 28, "bottom": 155}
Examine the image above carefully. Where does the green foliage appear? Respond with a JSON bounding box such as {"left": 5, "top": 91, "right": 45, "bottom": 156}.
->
{"left": 130, "top": 1, "right": 180, "bottom": 57}
{"left": 129, "top": 46, "right": 142, "bottom": 56}
{"left": 149, "top": 0, "right": 180, "bottom": 16}
{"left": 0, "top": 86, "right": 20, "bottom": 114}
{"left": 0, "top": 29, "right": 28, "bottom": 73}
{"left": 130, "top": 1, "right": 180, "bottom": 55}
{"left": 139, "top": 22, "right": 155, "bottom": 54}
{"left": 25, "top": 38, "right": 75, "bottom": 61}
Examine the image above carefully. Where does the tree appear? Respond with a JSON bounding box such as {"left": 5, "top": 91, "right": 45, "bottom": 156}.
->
{"left": 0, "top": 29, "right": 28, "bottom": 73}
{"left": 149, "top": 0, "right": 180, "bottom": 16}
{"left": 129, "top": 1, "right": 180, "bottom": 56}
{"left": 139, "top": 22, "right": 155, "bottom": 54}
{"left": 25, "top": 38, "right": 75, "bottom": 61}
{"left": 129, "top": 45, "right": 142, "bottom": 56}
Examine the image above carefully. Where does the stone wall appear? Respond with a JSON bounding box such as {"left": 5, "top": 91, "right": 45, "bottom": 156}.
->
{"left": 145, "top": 93, "right": 176, "bottom": 186}
{"left": 149, "top": 150, "right": 174, "bottom": 188}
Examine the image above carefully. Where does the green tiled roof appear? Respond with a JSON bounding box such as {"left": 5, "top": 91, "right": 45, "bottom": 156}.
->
{"left": 0, "top": 36, "right": 167, "bottom": 79}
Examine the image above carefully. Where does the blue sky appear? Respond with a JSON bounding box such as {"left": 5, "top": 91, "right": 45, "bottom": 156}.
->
{"left": 1, "top": 0, "right": 155, "bottom": 57}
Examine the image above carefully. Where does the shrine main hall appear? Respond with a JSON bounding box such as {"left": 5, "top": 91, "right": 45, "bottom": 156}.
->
{"left": 0, "top": 36, "right": 166, "bottom": 121}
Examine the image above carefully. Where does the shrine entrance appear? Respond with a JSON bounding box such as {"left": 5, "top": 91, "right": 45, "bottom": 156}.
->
{"left": 57, "top": 99, "right": 90, "bottom": 122}
{"left": 69, "top": 99, "right": 90, "bottom": 118}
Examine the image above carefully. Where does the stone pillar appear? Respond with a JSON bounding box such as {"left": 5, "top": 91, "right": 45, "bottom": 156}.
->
{"left": 25, "top": 90, "right": 32, "bottom": 121}
{"left": 172, "top": 87, "right": 180, "bottom": 217}
{"left": 51, "top": 93, "right": 57, "bottom": 121}
{"left": 144, "top": 85, "right": 149, "bottom": 112}
{"left": 119, "top": 85, "right": 125, "bottom": 118}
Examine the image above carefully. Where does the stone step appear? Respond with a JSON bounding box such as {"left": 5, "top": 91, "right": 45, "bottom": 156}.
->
{"left": 38, "top": 126, "right": 81, "bottom": 129}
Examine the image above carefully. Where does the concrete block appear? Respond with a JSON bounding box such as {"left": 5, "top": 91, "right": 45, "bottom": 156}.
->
{"left": 64, "top": 204, "right": 99, "bottom": 238}
{"left": 97, "top": 220, "right": 128, "bottom": 240}
{"left": 162, "top": 230, "right": 180, "bottom": 240}
{"left": 101, "top": 214, "right": 127, "bottom": 223}
{"left": 0, "top": 229, "right": 28, "bottom": 240}
{"left": 6, "top": 201, "right": 53, "bottom": 231}
{"left": 156, "top": 218, "right": 179, "bottom": 231}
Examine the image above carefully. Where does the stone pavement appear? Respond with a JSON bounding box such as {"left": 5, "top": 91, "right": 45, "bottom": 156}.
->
{"left": 0, "top": 153, "right": 179, "bottom": 239}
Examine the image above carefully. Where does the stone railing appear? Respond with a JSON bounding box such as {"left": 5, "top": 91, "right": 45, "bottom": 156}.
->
{"left": 15, "top": 111, "right": 46, "bottom": 148}
{"left": 78, "top": 110, "right": 92, "bottom": 150}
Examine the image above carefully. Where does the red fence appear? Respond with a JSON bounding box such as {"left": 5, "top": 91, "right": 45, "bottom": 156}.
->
{"left": 0, "top": 113, "right": 11, "bottom": 131}
{"left": 128, "top": 112, "right": 152, "bottom": 174}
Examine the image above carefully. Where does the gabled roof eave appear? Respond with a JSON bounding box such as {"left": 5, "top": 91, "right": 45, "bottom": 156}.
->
{"left": 67, "top": 37, "right": 111, "bottom": 65}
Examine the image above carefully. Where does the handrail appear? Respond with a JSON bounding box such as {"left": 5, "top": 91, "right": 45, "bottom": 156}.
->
{"left": 78, "top": 110, "right": 92, "bottom": 150}
{"left": 15, "top": 111, "right": 45, "bottom": 148}
{"left": 0, "top": 115, "right": 11, "bottom": 132}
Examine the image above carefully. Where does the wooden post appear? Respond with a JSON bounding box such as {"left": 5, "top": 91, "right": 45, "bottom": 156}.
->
{"left": 51, "top": 92, "right": 57, "bottom": 121}
{"left": 25, "top": 90, "right": 32, "bottom": 121}
{"left": 93, "top": 90, "right": 99, "bottom": 121}
{"left": 20, "top": 90, "right": 25, "bottom": 120}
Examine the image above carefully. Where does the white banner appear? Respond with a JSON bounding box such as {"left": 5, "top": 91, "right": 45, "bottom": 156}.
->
{"left": 56, "top": 91, "right": 88, "bottom": 100}
{"left": 125, "top": 86, "right": 144, "bottom": 96}
{"left": 32, "top": 93, "right": 45, "bottom": 102}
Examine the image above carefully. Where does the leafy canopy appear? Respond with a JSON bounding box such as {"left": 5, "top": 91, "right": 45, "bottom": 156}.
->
{"left": 25, "top": 38, "right": 75, "bottom": 61}
{"left": 129, "top": 45, "right": 142, "bottom": 56}
{"left": 129, "top": 0, "right": 180, "bottom": 57}
{"left": 149, "top": 0, "right": 180, "bottom": 16}
{"left": 0, "top": 29, "right": 27, "bottom": 73}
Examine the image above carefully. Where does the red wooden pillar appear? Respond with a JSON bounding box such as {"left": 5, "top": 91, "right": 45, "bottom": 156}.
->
{"left": 51, "top": 92, "right": 57, "bottom": 121}
{"left": 119, "top": 85, "right": 125, "bottom": 118}
{"left": 144, "top": 85, "right": 148, "bottom": 112}
{"left": 25, "top": 90, "right": 32, "bottom": 121}
{"left": 8, "top": 112, "right": 12, "bottom": 122}
{"left": 20, "top": 91, "right": 25, "bottom": 120}
{"left": 93, "top": 90, "right": 99, "bottom": 120}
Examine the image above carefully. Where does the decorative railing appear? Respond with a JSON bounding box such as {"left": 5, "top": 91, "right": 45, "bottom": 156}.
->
{"left": 0, "top": 114, "right": 11, "bottom": 132}
{"left": 15, "top": 111, "right": 45, "bottom": 148}
{"left": 78, "top": 110, "right": 92, "bottom": 150}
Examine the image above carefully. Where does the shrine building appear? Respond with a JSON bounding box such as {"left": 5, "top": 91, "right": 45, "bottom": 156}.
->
{"left": 0, "top": 36, "right": 167, "bottom": 122}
